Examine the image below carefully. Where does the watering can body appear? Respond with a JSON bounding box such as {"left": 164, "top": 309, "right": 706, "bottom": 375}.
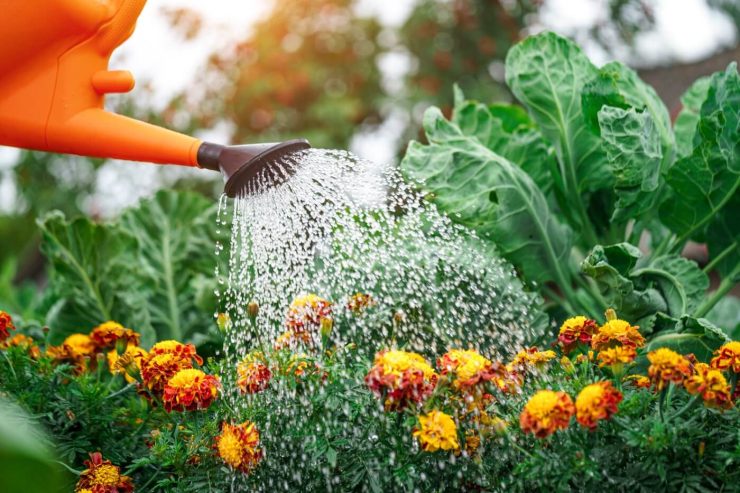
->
{"left": 0, "top": 0, "right": 201, "bottom": 165}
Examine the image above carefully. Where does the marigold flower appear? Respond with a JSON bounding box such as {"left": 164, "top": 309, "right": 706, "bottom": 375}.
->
{"left": 273, "top": 329, "right": 311, "bottom": 350}
{"left": 237, "top": 359, "right": 271, "bottom": 394}
{"left": 47, "top": 333, "right": 97, "bottom": 372}
{"left": 575, "top": 382, "right": 623, "bottom": 429}
{"left": 413, "top": 410, "right": 460, "bottom": 452}
{"left": 647, "top": 348, "right": 692, "bottom": 391}
{"left": 0, "top": 310, "right": 15, "bottom": 342}
{"left": 685, "top": 363, "right": 733, "bottom": 409}
{"left": 519, "top": 390, "right": 575, "bottom": 438}
{"left": 438, "top": 349, "right": 504, "bottom": 388}
{"left": 1, "top": 333, "right": 40, "bottom": 359}
{"left": 710, "top": 341, "right": 740, "bottom": 374}
{"left": 558, "top": 316, "right": 598, "bottom": 353}
{"left": 509, "top": 347, "right": 557, "bottom": 371}
{"left": 215, "top": 421, "right": 262, "bottom": 474}
{"left": 140, "top": 340, "right": 203, "bottom": 394}
{"left": 597, "top": 345, "right": 636, "bottom": 368}
{"left": 107, "top": 345, "right": 147, "bottom": 383}
{"left": 347, "top": 293, "right": 376, "bottom": 313}
{"left": 591, "top": 319, "right": 645, "bottom": 351}
{"left": 365, "top": 350, "right": 437, "bottom": 410}
{"left": 285, "top": 293, "right": 333, "bottom": 334}
{"left": 625, "top": 374, "right": 651, "bottom": 389}
{"left": 75, "top": 452, "right": 133, "bottom": 493}
{"left": 163, "top": 368, "right": 220, "bottom": 412}
{"left": 90, "top": 321, "right": 139, "bottom": 350}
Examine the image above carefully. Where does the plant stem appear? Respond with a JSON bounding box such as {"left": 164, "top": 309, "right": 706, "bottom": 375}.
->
{"left": 702, "top": 241, "right": 738, "bottom": 275}
{"left": 669, "top": 395, "right": 700, "bottom": 421}
{"left": 693, "top": 264, "right": 740, "bottom": 318}
{"left": 541, "top": 285, "right": 576, "bottom": 315}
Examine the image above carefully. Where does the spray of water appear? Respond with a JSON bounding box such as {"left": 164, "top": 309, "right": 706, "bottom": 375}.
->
{"left": 214, "top": 148, "right": 546, "bottom": 490}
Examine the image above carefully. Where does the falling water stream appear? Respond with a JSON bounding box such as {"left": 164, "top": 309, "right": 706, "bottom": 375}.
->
{"left": 214, "top": 149, "right": 546, "bottom": 490}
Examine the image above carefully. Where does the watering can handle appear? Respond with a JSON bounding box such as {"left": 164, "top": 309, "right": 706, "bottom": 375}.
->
{"left": 97, "top": 0, "right": 147, "bottom": 54}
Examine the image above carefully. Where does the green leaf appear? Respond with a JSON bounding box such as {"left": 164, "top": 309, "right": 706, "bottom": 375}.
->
{"left": 505, "top": 32, "right": 610, "bottom": 194}
{"left": 38, "top": 212, "right": 154, "bottom": 345}
{"left": 402, "top": 106, "right": 573, "bottom": 286}
{"left": 631, "top": 255, "right": 709, "bottom": 316}
{"left": 451, "top": 86, "right": 554, "bottom": 191}
{"left": 598, "top": 106, "right": 663, "bottom": 222}
{"left": 705, "top": 296, "right": 740, "bottom": 339}
{"left": 673, "top": 76, "right": 711, "bottom": 158}
{"left": 120, "top": 190, "right": 219, "bottom": 343}
{"left": 647, "top": 315, "right": 729, "bottom": 361}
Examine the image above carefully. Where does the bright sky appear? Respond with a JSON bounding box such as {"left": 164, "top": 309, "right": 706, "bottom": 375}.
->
{"left": 0, "top": 0, "right": 736, "bottom": 215}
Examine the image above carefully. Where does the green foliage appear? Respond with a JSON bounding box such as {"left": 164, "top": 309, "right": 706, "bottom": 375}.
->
{"left": 402, "top": 31, "right": 738, "bottom": 354}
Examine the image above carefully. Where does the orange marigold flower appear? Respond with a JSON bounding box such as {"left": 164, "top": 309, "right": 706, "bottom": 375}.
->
{"left": 140, "top": 340, "right": 203, "bottom": 394}
{"left": 575, "top": 381, "right": 623, "bottom": 429}
{"left": 509, "top": 347, "right": 557, "bottom": 371}
{"left": 597, "top": 345, "right": 637, "bottom": 368}
{"left": 413, "top": 410, "right": 460, "bottom": 452}
{"left": 685, "top": 363, "right": 733, "bottom": 410}
{"left": 107, "top": 345, "right": 148, "bottom": 383}
{"left": 285, "top": 293, "right": 332, "bottom": 334}
{"left": 647, "top": 348, "right": 692, "bottom": 391}
{"left": 591, "top": 319, "right": 645, "bottom": 351}
{"left": 365, "top": 349, "right": 437, "bottom": 410}
{"left": 237, "top": 359, "right": 271, "bottom": 394}
{"left": 347, "top": 293, "right": 376, "bottom": 313}
{"left": 75, "top": 452, "right": 133, "bottom": 493}
{"left": 625, "top": 374, "right": 651, "bottom": 389}
{"left": 710, "top": 341, "right": 740, "bottom": 374}
{"left": 90, "top": 321, "right": 140, "bottom": 350}
{"left": 47, "top": 333, "right": 97, "bottom": 372}
{"left": 437, "top": 349, "right": 504, "bottom": 388}
{"left": 558, "top": 316, "right": 598, "bottom": 353}
{"left": 215, "top": 421, "right": 262, "bottom": 474}
{"left": 1, "top": 333, "right": 41, "bottom": 359}
{"left": 0, "top": 310, "right": 15, "bottom": 342}
{"left": 519, "top": 390, "right": 575, "bottom": 438}
{"left": 163, "top": 368, "right": 220, "bottom": 412}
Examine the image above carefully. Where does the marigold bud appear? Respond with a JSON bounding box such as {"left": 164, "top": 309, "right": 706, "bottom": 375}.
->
{"left": 320, "top": 317, "right": 334, "bottom": 338}
{"left": 247, "top": 301, "right": 259, "bottom": 319}
{"left": 217, "top": 313, "right": 231, "bottom": 333}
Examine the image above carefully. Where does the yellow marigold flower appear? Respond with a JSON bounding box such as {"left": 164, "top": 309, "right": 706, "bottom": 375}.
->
{"left": 47, "top": 333, "right": 97, "bottom": 372}
{"left": 237, "top": 358, "right": 271, "bottom": 394}
{"left": 1, "top": 333, "right": 40, "bottom": 359}
{"left": 107, "top": 345, "right": 147, "bottom": 383}
{"left": 273, "top": 329, "right": 311, "bottom": 350}
{"left": 625, "top": 374, "right": 651, "bottom": 389}
{"left": 215, "top": 421, "right": 262, "bottom": 474}
{"left": 0, "top": 310, "right": 16, "bottom": 342}
{"left": 140, "top": 340, "right": 203, "bottom": 394}
{"left": 163, "top": 368, "right": 220, "bottom": 412}
{"left": 510, "top": 347, "right": 557, "bottom": 370}
{"left": 591, "top": 319, "right": 645, "bottom": 351}
{"left": 558, "top": 316, "right": 598, "bottom": 353}
{"left": 685, "top": 363, "right": 733, "bottom": 409}
{"left": 285, "top": 293, "right": 333, "bottom": 334}
{"left": 374, "top": 349, "right": 436, "bottom": 379}
{"left": 75, "top": 452, "right": 133, "bottom": 493}
{"left": 597, "top": 345, "right": 636, "bottom": 368}
{"left": 710, "top": 341, "right": 740, "bottom": 374}
{"left": 90, "top": 321, "right": 139, "bottom": 350}
{"left": 365, "top": 350, "right": 438, "bottom": 410}
{"left": 413, "top": 410, "right": 460, "bottom": 452}
{"left": 575, "top": 381, "right": 623, "bottom": 429}
{"left": 519, "top": 390, "right": 575, "bottom": 438}
{"left": 647, "top": 348, "right": 692, "bottom": 391}
{"left": 437, "top": 349, "right": 503, "bottom": 388}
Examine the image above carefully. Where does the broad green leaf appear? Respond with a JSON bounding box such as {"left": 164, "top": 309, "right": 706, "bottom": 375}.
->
{"left": 647, "top": 315, "right": 729, "bottom": 361}
{"left": 505, "top": 32, "right": 610, "bottom": 193}
{"left": 598, "top": 106, "right": 663, "bottom": 222}
{"left": 706, "top": 296, "right": 740, "bottom": 339}
{"left": 583, "top": 61, "right": 675, "bottom": 164}
{"left": 451, "top": 86, "right": 554, "bottom": 191}
{"left": 581, "top": 244, "right": 666, "bottom": 329}
{"left": 673, "top": 76, "right": 711, "bottom": 158}
{"left": 121, "top": 190, "right": 219, "bottom": 343}
{"left": 631, "top": 255, "right": 708, "bottom": 316}
{"left": 402, "top": 106, "right": 573, "bottom": 286}
{"left": 660, "top": 63, "right": 739, "bottom": 268}
{"left": 38, "top": 212, "right": 154, "bottom": 345}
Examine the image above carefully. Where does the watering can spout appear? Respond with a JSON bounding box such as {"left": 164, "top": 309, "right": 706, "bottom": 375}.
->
{"left": 0, "top": 0, "right": 310, "bottom": 197}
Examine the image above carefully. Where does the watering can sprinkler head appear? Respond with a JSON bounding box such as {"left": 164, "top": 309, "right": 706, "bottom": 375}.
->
{"left": 197, "top": 139, "right": 312, "bottom": 197}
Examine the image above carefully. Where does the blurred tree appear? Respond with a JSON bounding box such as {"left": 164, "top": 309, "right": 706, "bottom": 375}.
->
{"left": 183, "top": 0, "right": 385, "bottom": 150}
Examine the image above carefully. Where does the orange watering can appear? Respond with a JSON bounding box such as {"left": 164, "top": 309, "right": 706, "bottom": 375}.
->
{"left": 0, "top": 0, "right": 309, "bottom": 197}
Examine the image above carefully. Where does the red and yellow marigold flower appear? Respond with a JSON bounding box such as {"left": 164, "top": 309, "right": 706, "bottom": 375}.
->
{"left": 413, "top": 410, "right": 460, "bottom": 452}
{"left": 647, "top": 348, "right": 692, "bottom": 391}
{"left": 347, "top": 293, "right": 376, "bottom": 313}
{"left": 558, "top": 316, "right": 598, "bottom": 353}
{"left": 107, "top": 345, "right": 147, "bottom": 383}
{"left": 685, "top": 363, "right": 733, "bottom": 409}
{"left": 90, "top": 321, "right": 140, "bottom": 350}
{"left": 597, "top": 345, "right": 637, "bottom": 369}
{"left": 75, "top": 452, "right": 134, "bottom": 493}
{"left": 1, "top": 333, "right": 40, "bottom": 359}
{"left": 237, "top": 356, "right": 272, "bottom": 394}
{"left": 163, "top": 368, "right": 220, "bottom": 412}
{"left": 365, "top": 349, "right": 437, "bottom": 410}
{"left": 575, "top": 381, "right": 623, "bottom": 429}
{"left": 519, "top": 390, "right": 575, "bottom": 438}
{"left": 509, "top": 347, "right": 557, "bottom": 371}
{"left": 437, "top": 349, "right": 503, "bottom": 388}
{"left": 47, "top": 333, "right": 97, "bottom": 371}
{"left": 273, "top": 329, "right": 311, "bottom": 350}
{"left": 285, "top": 293, "right": 333, "bottom": 334}
{"left": 140, "top": 340, "right": 203, "bottom": 394}
{"left": 215, "top": 421, "right": 262, "bottom": 474}
{"left": 625, "top": 374, "right": 651, "bottom": 389}
{"left": 591, "top": 319, "right": 645, "bottom": 351}
{"left": 710, "top": 341, "right": 740, "bottom": 374}
{"left": 0, "top": 310, "right": 15, "bottom": 342}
